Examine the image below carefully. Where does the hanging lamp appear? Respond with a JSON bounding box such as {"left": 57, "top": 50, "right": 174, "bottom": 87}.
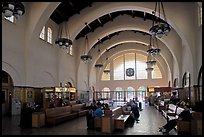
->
{"left": 149, "top": 2, "right": 171, "bottom": 38}
{"left": 80, "top": 35, "right": 92, "bottom": 63}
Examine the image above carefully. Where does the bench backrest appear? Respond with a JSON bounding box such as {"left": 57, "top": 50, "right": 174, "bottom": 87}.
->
{"left": 168, "top": 104, "right": 184, "bottom": 115}
{"left": 71, "top": 103, "right": 86, "bottom": 111}
{"left": 112, "top": 107, "right": 123, "bottom": 118}
{"left": 168, "top": 104, "right": 177, "bottom": 112}
{"left": 176, "top": 107, "right": 184, "bottom": 115}
{"left": 45, "top": 106, "right": 71, "bottom": 116}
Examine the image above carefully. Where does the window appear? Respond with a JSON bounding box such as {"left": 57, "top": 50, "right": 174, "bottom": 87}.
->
{"left": 126, "top": 87, "right": 135, "bottom": 101}
{"left": 113, "top": 55, "right": 124, "bottom": 80}
{"left": 198, "top": 5, "right": 202, "bottom": 26}
{"left": 101, "top": 87, "right": 110, "bottom": 99}
{"left": 47, "top": 27, "right": 52, "bottom": 44}
{"left": 114, "top": 87, "right": 123, "bottom": 101}
{"left": 39, "top": 26, "right": 45, "bottom": 40}
{"left": 125, "top": 53, "right": 135, "bottom": 80}
{"left": 102, "top": 52, "right": 162, "bottom": 81}
{"left": 67, "top": 45, "right": 73, "bottom": 55}
{"left": 101, "top": 63, "right": 110, "bottom": 81}
{"left": 39, "top": 26, "right": 53, "bottom": 45}
{"left": 136, "top": 54, "right": 147, "bottom": 79}
{"left": 4, "top": 16, "right": 15, "bottom": 23}
{"left": 152, "top": 64, "right": 162, "bottom": 79}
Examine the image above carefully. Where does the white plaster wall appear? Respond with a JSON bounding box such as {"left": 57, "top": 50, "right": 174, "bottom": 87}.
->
{"left": 2, "top": 12, "right": 26, "bottom": 86}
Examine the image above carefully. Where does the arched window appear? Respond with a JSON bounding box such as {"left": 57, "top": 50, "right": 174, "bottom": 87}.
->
{"left": 136, "top": 54, "right": 148, "bottom": 79}
{"left": 4, "top": 16, "right": 15, "bottom": 23}
{"left": 114, "top": 87, "right": 123, "bottom": 102}
{"left": 39, "top": 26, "right": 45, "bottom": 40}
{"left": 47, "top": 27, "right": 52, "bottom": 44}
{"left": 126, "top": 87, "right": 135, "bottom": 101}
{"left": 152, "top": 64, "right": 162, "bottom": 79}
{"left": 113, "top": 55, "right": 124, "bottom": 80}
{"left": 101, "top": 63, "right": 110, "bottom": 81}
{"left": 173, "top": 78, "right": 179, "bottom": 87}
{"left": 102, "top": 87, "right": 110, "bottom": 99}
{"left": 137, "top": 86, "right": 147, "bottom": 102}
{"left": 102, "top": 52, "right": 162, "bottom": 81}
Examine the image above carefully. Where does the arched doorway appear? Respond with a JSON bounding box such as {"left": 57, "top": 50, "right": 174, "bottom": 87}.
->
{"left": 2, "top": 70, "right": 14, "bottom": 116}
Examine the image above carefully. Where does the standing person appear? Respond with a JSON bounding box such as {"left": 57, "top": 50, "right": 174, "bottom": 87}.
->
{"left": 131, "top": 102, "right": 140, "bottom": 122}
{"left": 159, "top": 104, "right": 192, "bottom": 134}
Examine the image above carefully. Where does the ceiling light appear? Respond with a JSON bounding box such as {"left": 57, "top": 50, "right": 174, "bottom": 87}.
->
{"left": 80, "top": 35, "right": 92, "bottom": 63}
{"left": 55, "top": 21, "right": 72, "bottom": 49}
{"left": 2, "top": 2, "right": 25, "bottom": 19}
{"left": 149, "top": 2, "right": 171, "bottom": 38}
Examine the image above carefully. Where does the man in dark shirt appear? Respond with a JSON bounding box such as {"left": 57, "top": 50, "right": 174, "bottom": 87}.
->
{"left": 159, "top": 104, "right": 192, "bottom": 134}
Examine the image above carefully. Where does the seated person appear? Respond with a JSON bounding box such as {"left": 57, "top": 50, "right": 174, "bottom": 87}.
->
{"left": 93, "top": 102, "right": 103, "bottom": 118}
{"left": 103, "top": 103, "right": 110, "bottom": 110}
{"left": 159, "top": 104, "right": 192, "bottom": 134}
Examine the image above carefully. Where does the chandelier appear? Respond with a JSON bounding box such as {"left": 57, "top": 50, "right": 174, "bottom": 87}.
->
{"left": 55, "top": 21, "right": 72, "bottom": 49}
{"left": 80, "top": 35, "right": 92, "bottom": 63}
{"left": 147, "top": 35, "right": 161, "bottom": 56}
{"left": 149, "top": 2, "right": 171, "bottom": 38}
{"left": 103, "top": 69, "right": 110, "bottom": 74}
{"left": 2, "top": 2, "right": 25, "bottom": 19}
{"left": 95, "top": 39, "right": 103, "bottom": 69}
{"left": 146, "top": 44, "right": 156, "bottom": 72}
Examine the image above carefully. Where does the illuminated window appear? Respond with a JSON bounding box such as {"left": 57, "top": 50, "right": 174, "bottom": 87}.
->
{"left": 198, "top": 5, "right": 202, "bottom": 26}
{"left": 113, "top": 55, "right": 124, "bottom": 80}
{"left": 4, "top": 16, "right": 15, "bottom": 23}
{"left": 40, "top": 26, "right": 45, "bottom": 40}
{"left": 126, "top": 87, "right": 135, "bottom": 101}
{"left": 136, "top": 54, "right": 147, "bottom": 79}
{"left": 125, "top": 53, "right": 135, "bottom": 80}
{"left": 47, "top": 27, "right": 52, "bottom": 44}
{"left": 152, "top": 64, "right": 162, "bottom": 79}
{"left": 101, "top": 63, "right": 110, "bottom": 81}
{"left": 67, "top": 45, "right": 73, "bottom": 55}
{"left": 114, "top": 87, "right": 123, "bottom": 101}
{"left": 102, "top": 87, "right": 110, "bottom": 99}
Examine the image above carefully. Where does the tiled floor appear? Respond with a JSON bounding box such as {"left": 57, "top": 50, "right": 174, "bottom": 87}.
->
{"left": 2, "top": 105, "right": 177, "bottom": 135}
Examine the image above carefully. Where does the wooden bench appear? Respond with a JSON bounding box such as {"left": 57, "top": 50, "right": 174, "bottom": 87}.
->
{"left": 71, "top": 103, "right": 88, "bottom": 117}
{"left": 160, "top": 103, "right": 192, "bottom": 133}
{"left": 112, "top": 106, "right": 131, "bottom": 130}
{"left": 45, "top": 106, "right": 78, "bottom": 126}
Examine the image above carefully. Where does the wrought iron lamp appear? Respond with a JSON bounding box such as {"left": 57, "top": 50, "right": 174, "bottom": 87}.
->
{"left": 2, "top": 2, "right": 25, "bottom": 18}
{"left": 95, "top": 39, "right": 103, "bottom": 68}
{"left": 103, "top": 49, "right": 110, "bottom": 74}
{"left": 55, "top": 21, "right": 72, "bottom": 49}
{"left": 80, "top": 35, "right": 92, "bottom": 63}
{"left": 149, "top": 2, "right": 171, "bottom": 38}
{"left": 147, "top": 35, "right": 161, "bottom": 56}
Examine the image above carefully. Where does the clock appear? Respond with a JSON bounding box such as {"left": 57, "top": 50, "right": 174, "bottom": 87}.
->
{"left": 126, "top": 68, "right": 134, "bottom": 77}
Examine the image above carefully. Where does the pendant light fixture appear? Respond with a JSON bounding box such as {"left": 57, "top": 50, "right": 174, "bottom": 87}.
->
{"left": 55, "top": 21, "right": 72, "bottom": 49}
{"left": 149, "top": 2, "right": 171, "bottom": 38}
{"left": 80, "top": 35, "right": 92, "bottom": 63}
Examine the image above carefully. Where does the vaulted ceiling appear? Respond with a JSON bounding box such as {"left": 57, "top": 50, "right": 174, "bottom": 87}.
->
{"left": 50, "top": 1, "right": 166, "bottom": 46}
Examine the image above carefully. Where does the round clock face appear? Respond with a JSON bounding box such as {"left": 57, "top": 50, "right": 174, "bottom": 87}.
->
{"left": 126, "top": 68, "right": 134, "bottom": 76}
